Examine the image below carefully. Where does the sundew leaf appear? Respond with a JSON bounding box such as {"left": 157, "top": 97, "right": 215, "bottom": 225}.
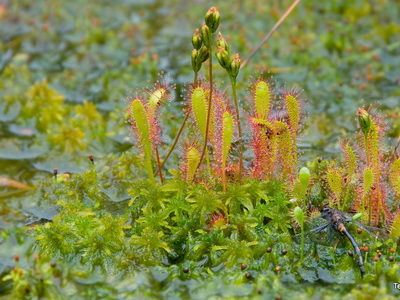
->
{"left": 186, "top": 146, "right": 199, "bottom": 181}
{"left": 285, "top": 94, "right": 300, "bottom": 133}
{"left": 131, "top": 99, "right": 153, "bottom": 179}
{"left": 191, "top": 87, "right": 208, "bottom": 140}
{"left": 327, "top": 168, "right": 342, "bottom": 202}
{"left": 131, "top": 99, "right": 151, "bottom": 155}
{"left": 390, "top": 158, "right": 400, "bottom": 196}
{"left": 362, "top": 168, "right": 374, "bottom": 197}
{"left": 254, "top": 80, "right": 270, "bottom": 120}
{"left": 148, "top": 88, "right": 166, "bottom": 122}
{"left": 344, "top": 144, "right": 357, "bottom": 180}
{"left": 390, "top": 212, "right": 400, "bottom": 238}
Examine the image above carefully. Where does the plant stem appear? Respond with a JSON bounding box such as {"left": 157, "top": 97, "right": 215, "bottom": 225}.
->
{"left": 300, "top": 224, "right": 304, "bottom": 262}
{"left": 154, "top": 72, "right": 198, "bottom": 177}
{"left": 230, "top": 76, "right": 243, "bottom": 180}
{"left": 364, "top": 135, "right": 369, "bottom": 222}
{"left": 368, "top": 194, "right": 372, "bottom": 226}
{"left": 222, "top": 161, "right": 226, "bottom": 192}
{"left": 155, "top": 146, "right": 164, "bottom": 183}
{"left": 196, "top": 46, "right": 213, "bottom": 177}
{"left": 145, "top": 153, "right": 154, "bottom": 182}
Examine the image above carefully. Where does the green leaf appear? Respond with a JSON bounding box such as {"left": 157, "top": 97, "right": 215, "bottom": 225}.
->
{"left": 191, "top": 87, "right": 208, "bottom": 140}
{"left": 131, "top": 99, "right": 153, "bottom": 180}
{"left": 148, "top": 88, "right": 166, "bottom": 121}
{"left": 362, "top": 167, "right": 374, "bottom": 197}
{"left": 254, "top": 80, "right": 270, "bottom": 120}
{"left": 187, "top": 146, "right": 200, "bottom": 181}
{"left": 285, "top": 94, "right": 300, "bottom": 133}
{"left": 390, "top": 212, "right": 400, "bottom": 238}
{"left": 327, "top": 168, "right": 342, "bottom": 202}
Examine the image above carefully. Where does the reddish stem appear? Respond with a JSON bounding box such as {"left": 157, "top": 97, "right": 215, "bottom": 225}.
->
{"left": 195, "top": 49, "right": 213, "bottom": 179}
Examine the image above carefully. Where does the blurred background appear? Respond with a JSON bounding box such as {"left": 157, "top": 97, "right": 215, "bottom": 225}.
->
{"left": 0, "top": 0, "right": 399, "bottom": 187}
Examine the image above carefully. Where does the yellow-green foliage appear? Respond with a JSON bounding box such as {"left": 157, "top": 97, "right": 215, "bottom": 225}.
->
{"left": 254, "top": 81, "right": 270, "bottom": 120}
{"left": 148, "top": 88, "right": 167, "bottom": 122}
{"left": 131, "top": 99, "right": 153, "bottom": 180}
{"left": 390, "top": 158, "right": 400, "bottom": 196}
{"left": 285, "top": 94, "right": 300, "bottom": 134}
{"left": 191, "top": 87, "right": 209, "bottom": 141}
{"left": 274, "top": 121, "right": 295, "bottom": 177}
{"left": 186, "top": 147, "right": 200, "bottom": 181}
{"left": 362, "top": 168, "right": 374, "bottom": 198}
{"left": 344, "top": 144, "right": 357, "bottom": 181}
{"left": 49, "top": 124, "right": 86, "bottom": 153}
{"left": 390, "top": 212, "right": 400, "bottom": 238}
{"left": 24, "top": 80, "right": 65, "bottom": 132}
{"left": 327, "top": 168, "right": 343, "bottom": 203}
{"left": 365, "top": 121, "right": 380, "bottom": 169}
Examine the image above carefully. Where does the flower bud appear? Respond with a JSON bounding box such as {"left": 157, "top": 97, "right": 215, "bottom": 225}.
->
{"left": 191, "top": 49, "right": 201, "bottom": 72}
{"left": 192, "top": 28, "right": 202, "bottom": 50}
{"left": 216, "top": 32, "right": 229, "bottom": 51}
{"left": 198, "top": 46, "right": 209, "bottom": 63}
{"left": 299, "top": 167, "right": 310, "bottom": 187}
{"left": 358, "top": 108, "right": 371, "bottom": 135}
{"left": 216, "top": 46, "right": 231, "bottom": 69}
{"left": 201, "top": 23, "right": 212, "bottom": 47}
{"left": 204, "top": 7, "right": 220, "bottom": 33}
{"left": 229, "top": 53, "right": 241, "bottom": 78}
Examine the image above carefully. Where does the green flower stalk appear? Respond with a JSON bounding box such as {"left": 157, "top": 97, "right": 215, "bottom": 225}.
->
{"left": 299, "top": 167, "right": 310, "bottom": 206}
{"left": 216, "top": 48, "right": 243, "bottom": 180}
{"left": 196, "top": 8, "right": 220, "bottom": 178}
{"left": 293, "top": 206, "right": 305, "bottom": 262}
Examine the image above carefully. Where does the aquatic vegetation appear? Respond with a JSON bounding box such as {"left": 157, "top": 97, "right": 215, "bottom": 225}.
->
{"left": 1, "top": 2, "right": 399, "bottom": 299}
{"left": 323, "top": 107, "right": 400, "bottom": 228}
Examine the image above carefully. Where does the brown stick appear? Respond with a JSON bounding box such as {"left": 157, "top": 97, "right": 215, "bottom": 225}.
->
{"left": 154, "top": 74, "right": 198, "bottom": 177}
{"left": 241, "top": 0, "right": 302, "bottom": 69}
{"left": 155, "top": 113, "right": 189, "bottom": 177}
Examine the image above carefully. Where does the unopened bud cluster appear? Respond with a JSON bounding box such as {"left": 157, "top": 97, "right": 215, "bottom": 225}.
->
{"left": 191, "top": 28, "right": 209, "bottom": 73}
{"left": 191, "top": 7, "right": 222, "bottom": 74}
{"left": 215, "top": 32, "right": 241, "bottom": 80}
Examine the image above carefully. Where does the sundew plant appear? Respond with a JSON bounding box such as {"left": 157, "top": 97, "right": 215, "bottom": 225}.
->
{"left": 1, "top": 4, "right": 400, "bottom": 299}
